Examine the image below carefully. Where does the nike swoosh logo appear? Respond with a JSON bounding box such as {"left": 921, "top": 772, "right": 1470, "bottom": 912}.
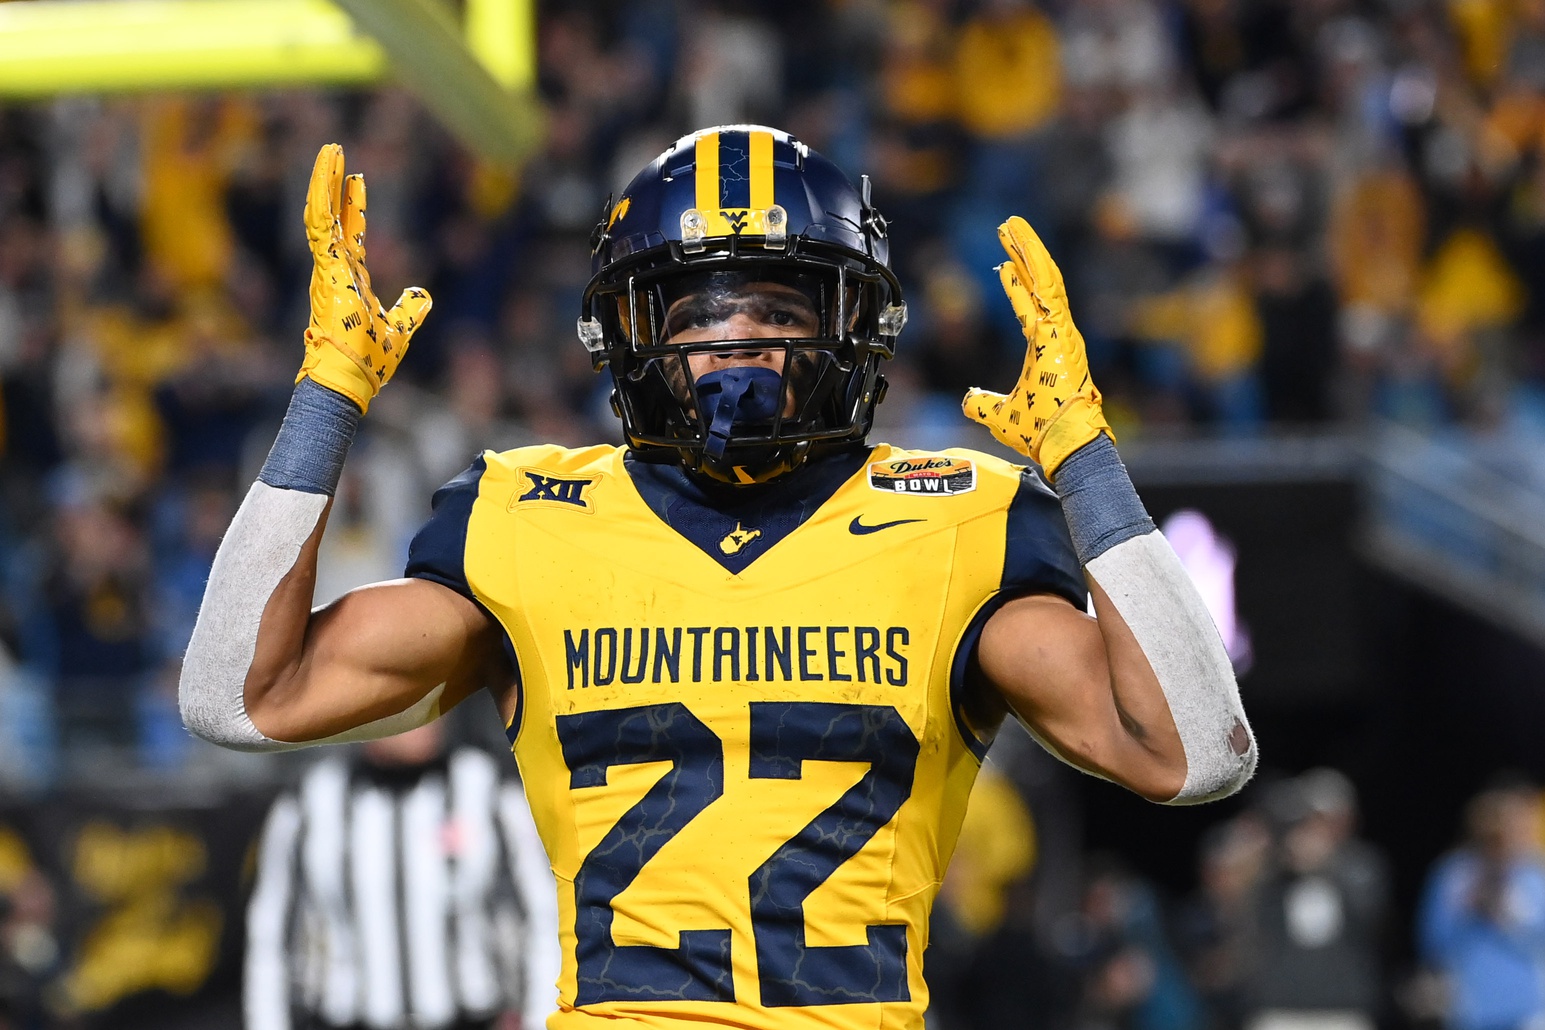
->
{"left": 849, "top": 517, "right": 925, "bottom": 535}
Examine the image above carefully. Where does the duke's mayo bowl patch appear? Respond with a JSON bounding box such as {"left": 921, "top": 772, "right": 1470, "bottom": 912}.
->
{"left": 868, "top": 456, "right": 977, "bottom": 496}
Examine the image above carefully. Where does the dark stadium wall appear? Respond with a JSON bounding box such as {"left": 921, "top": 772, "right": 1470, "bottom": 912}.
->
{"left": 1067, "top": 476, "right": 1545, "bottom": 961}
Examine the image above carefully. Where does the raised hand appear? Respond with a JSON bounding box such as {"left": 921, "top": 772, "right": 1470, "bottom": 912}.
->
{"left": 296, "top": 143, "right": 432, "bottom": 413}
{"left": 962, "top": 216, "right": 1113, "bottom": 478}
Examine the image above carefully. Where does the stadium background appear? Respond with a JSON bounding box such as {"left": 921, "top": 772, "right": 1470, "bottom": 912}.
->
{"left": 0, "top": 0, "right": 1542, "bottom": 1026}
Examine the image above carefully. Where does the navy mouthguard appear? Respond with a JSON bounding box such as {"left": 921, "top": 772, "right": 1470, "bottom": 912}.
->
{"left": 696, "top": 366, "right": 784, "bottom": 462}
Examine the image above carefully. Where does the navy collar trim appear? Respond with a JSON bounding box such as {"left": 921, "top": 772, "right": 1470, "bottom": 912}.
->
{"left": 624, "top": 447, "right": 871, "bottom": 573}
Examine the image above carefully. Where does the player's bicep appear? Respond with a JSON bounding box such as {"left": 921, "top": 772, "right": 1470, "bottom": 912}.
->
{"left": 248, "top": 576, "right": 498, "bottom": 743}
{"left": 976, "top": 594, "right": 1125, "bottom": 774}
{"left": 979, "top": 592, "right": 1187, "bottom": 801}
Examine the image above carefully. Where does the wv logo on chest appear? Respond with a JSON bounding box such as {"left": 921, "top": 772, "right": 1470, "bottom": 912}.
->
{"left": 719, "top": 522, "right": 762, "bottom": 556}
{"left": 512, "top": 470, "right": 596, "bottom": 512}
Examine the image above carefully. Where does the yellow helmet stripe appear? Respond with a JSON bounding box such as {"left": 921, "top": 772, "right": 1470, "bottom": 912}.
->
{"left": 692, "top": 128, "right": 776, "bottom": 237}
{"left": 695, "top": 130, "right": 720, "bottom": 217}
{"left": 748, "top": 129, "right": 774, "bottom": 210}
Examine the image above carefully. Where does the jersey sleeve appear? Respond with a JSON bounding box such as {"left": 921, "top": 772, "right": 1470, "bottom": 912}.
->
{"left": 404, "top": 455, "right": 487, "bottom": 601}
{"left": 1001, "top": 465, "right": 1085, "bottom": 607}
{"left": 948, "top": 465, "right": 1088, "bottom": 759}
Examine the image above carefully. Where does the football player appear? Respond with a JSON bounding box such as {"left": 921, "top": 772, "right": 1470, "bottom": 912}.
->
{"left": 181, "top": 127, "right": 1254, "bottom": 1029}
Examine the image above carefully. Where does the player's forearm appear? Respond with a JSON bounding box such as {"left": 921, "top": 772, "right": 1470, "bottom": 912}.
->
{"left": 179, "top": 380, "right": 358, "bottom": 751}
{"left": 182, "top": 143, "right": 440, "bottom": 751}
{"left": 1055, "top": 436, "right": 1257, "bottom": 804}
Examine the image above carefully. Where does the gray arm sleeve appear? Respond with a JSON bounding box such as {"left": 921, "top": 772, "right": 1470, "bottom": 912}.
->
{"left": 1054, "top": 436, "right": 1256, "bottom": 804}
{"left": 179, "top": 482, "right": 327, "bottom": 751}
{"left": 1085, "top": 531, "right": 1257, "bottom": 804}
{"left": 178, "top": 481, "right": 447, "bottom": 751}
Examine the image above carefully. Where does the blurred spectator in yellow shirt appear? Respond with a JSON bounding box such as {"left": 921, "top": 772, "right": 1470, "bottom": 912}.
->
{"left": 950, "top": 0, "right": 1065, "bottom": 334}
{"left": 138, "top": 99, "right": 256, "bottom": 294}
{"left": 1131, "top": 253, "right": 1265, "bottom": 427}
{"left": 1448, "top": 0, "right": 1515, "bottom": 90}
{"left": 1330, "top": 164, "right": 1426, "bottom": 327}
{"left": 1329, "top": 162, "right": 1427, "bottom": 416}
{"left": 941, "top": 765, "right": 1037, "bottom": 938}
{"left": 952, "top": 0, "right": 1061, "bottom": 141}
{"left": 1415, "top": 226, "right": 1524, "bottom": 418}
{"left": 871, "top": 1, "right": 962, "bottom": 246}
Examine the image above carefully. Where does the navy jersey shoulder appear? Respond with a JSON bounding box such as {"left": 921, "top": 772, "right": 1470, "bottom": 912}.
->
{"left": 404, "top": 455, "right": 487, "bottom": 600}
{"left": 949, "top": 463, "right": 1085, "bottom": 759}
{"left": 1001, "top": 464, "right": 1085, "bottom": 609}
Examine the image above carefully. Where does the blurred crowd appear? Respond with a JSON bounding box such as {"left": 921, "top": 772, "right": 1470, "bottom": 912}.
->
{"left": 0, "top": 0, "right": 1542, "bottom": 775}
{"left": 928, "top": 761, "right": 1545, "bottom": 1030}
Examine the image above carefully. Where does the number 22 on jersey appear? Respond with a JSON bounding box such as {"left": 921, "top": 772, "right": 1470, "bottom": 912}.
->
{"left": 557, "top": 700, "right": 919, "bottom": 1007}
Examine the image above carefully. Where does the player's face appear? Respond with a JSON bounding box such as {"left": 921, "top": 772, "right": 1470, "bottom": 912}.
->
{"left": 655, "top": 280, "right": 823, "bottom": 419}
{"left": 664, "top": 280, "right": 822, "bottom": 379}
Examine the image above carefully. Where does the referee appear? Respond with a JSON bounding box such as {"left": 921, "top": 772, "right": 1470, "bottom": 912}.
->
{"left": 244, "top": 722, "right": 559, "bottom": 1030}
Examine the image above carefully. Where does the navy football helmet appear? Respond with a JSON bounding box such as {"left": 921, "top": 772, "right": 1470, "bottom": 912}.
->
{"left": 580, "top": 125, "right": 906, "bottom": 485}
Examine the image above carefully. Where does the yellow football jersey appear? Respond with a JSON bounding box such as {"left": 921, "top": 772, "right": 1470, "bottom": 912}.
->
{"left": 406, "top": 443, "right": 1083, "bottom": 1029}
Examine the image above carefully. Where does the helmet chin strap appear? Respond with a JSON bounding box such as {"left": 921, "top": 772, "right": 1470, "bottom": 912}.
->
{"left": 695, "top": 366, "right": 785, "bottom": 463}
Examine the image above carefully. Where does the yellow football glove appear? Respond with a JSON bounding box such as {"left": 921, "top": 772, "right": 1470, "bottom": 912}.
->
{"left": 962, "top": 216, "right": 1114, "bottom": 479}
{"left": 296, "top": 143, "right": 431, "bottom": 413}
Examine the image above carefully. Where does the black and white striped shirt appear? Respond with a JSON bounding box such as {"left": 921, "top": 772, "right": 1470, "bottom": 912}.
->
{"left": 245, "top": 748, "right": 560, "bottom": 1030}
